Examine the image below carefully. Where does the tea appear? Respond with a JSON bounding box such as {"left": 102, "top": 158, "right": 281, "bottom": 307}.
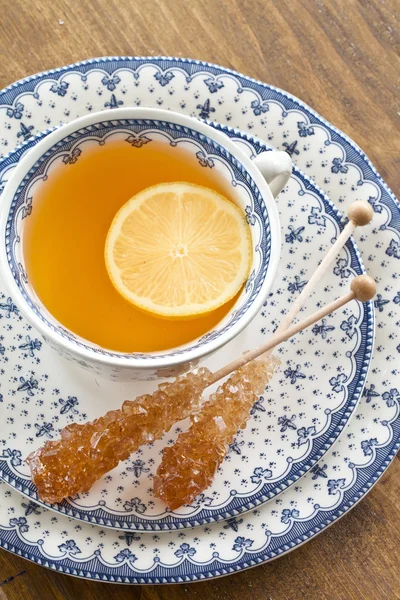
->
{"left": 24, "top": 140, "right": 244, "bottom": 352}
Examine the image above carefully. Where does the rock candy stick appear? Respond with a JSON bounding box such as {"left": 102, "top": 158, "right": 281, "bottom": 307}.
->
{"left": 153, "top": 355, "right": 279, "bottom": 510}
{"left": 28, "top": 274, "right": 376, "bottom": 506}
{"left": 275, "top": 200, "right": 373, "bottom": 336}
{"left": 153, "top": 274, "right": 377, "bottom": 510}
{"left": 27, "top": 368, "right": 212, "bottom": 504}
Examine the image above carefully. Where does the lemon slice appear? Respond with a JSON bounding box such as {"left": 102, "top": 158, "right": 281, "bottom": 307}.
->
{"left": 105, "top": 182, "right": 252, "bottom": 318}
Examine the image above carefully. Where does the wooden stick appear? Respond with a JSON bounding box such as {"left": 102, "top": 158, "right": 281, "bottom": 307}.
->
{"left": 275, "top": 200, "right": 373, "bottom": 335}
{"left": 208, "top": 275, "right": 376, "bottom": 386}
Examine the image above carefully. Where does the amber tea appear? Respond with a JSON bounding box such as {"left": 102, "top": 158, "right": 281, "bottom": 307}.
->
{"left": 24, "top": 140, "right": 244, "bottom": 352}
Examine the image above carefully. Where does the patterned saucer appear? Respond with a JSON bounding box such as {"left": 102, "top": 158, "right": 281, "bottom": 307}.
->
{"left": 0, "top": 122, "right": 373, "bottom": 530}
{"left": 0, "top": 58, "right": 398, "bottom": 583}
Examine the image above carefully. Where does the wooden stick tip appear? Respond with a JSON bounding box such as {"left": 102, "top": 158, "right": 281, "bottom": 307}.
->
{"left": 351, "top": 275, "right": 376, "bottom": 302}
{"left": 347, "top": 200, "right": 373, "bottom": 226}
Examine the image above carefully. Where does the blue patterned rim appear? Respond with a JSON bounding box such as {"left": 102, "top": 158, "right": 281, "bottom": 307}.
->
{"left": 0, "top": 57, "right": 398, "bottom": 583}
{"left": 0, "top": 436, "right": 398, "bottom": 583}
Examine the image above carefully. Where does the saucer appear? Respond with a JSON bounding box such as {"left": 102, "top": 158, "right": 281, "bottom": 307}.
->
{"left": 0, "top": 123, "right": 373, "bottom": 530}
{"left": 0, "top": 57, "right": 398, "bottom": 583}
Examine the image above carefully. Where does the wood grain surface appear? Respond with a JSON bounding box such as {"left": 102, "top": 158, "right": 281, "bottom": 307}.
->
{"left": 0, "top": 0, "right": 399, "bottom": 598}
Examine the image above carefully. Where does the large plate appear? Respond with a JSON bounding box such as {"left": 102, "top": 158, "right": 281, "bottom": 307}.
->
{"left": 0, "top": 57, "right": 398, "bottom": 582}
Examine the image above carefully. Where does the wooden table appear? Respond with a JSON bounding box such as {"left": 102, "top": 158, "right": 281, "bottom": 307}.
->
{"left": 0, "top": 0, "right": 399, "bottom": 598}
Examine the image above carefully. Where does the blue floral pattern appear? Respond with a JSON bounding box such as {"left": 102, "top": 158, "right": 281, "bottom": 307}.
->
{"left": 281, "top": 509, "right": 300, "bottom": 524}
{"left": 6, "top": 102, "right": 24, "bottom": 119}
{"left": 340, "top": 315, "right": 358, "bottom": 339}
{"left": 312, "top": 318, "right": 335, "bottom": 339}
{"left": 232, "top": 536, "right": 254, "bottom": 551}
{"left": 0, "top": 56, "right": 397, "bottom": 584}
{"left": 362, "top": 384, "right": 379, "bottom": 403}
{"left": 361, "top": 438, "right": 378, "bottom": 457}
{"left": 297, "top": 121, "right": 314, "bottom": 137}
{"left": 333, "top": 258, "right": 351, "bottom": 279}
{"left": 327, "top": 478, "right": 346, "bottom": 495}
{"left": 308, "top": 206, "right": 326, "bottom": 227}
{"left": 204, "top": 78, "right": 224, "bottom": 93}
{"left": 329, "top": 373, "right": 347, "bottom": 393}
{"left": 9, "top": 517, "right": 29, "bottom": 532}
{"left": 58, "top": 539, "right": 81, "bottom": 554}
{"left": 386, "top": 239, "right": 400, "bottom": 259}
{"left": 174, "top": 543, "right": 196, "bottom": 558}
{"left": 154, "top": 71, "right": 174, "bottom": 86}
{"left": 114, "top": 548, "right": 137, "bottom": 563}
{"left": 382, "top": 389, "right": 399, "bottom": 408}
{"left": 285, "top": 225, "right": 305, "bottom": 243}
{"left": 0, "top": 449, "right": 22, "bottom": 467}
{"left": 331, "top": 157, "right": 348, "bottom": 174}
{"left": 250, "top": 467, "right": 273, "bottom": 483}
{"left": 50, "top": 82, "right": 69, "bottom": 97}
{"left": 297, "top": 426, "right": 316, "bottom": 447}
{"left": 251, "top": 99, "right": 269, "bottom": 116}
{"left": 101, "top": 75, "right": 121, "bottom": 91}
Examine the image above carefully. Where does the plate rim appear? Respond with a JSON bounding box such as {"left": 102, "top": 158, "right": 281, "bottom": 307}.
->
{"left": 0, "top": 55, "right": 398, "bottom": 583}
{"left": 0, "top": 430, "right": 398, "bottom": 584}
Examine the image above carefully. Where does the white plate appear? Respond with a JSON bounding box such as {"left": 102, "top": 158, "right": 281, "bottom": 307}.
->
{"left": 0, "top": 57, "right": 398, "bottom": 583}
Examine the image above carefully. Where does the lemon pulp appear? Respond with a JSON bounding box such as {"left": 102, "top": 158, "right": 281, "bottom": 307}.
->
{"left": 105, "top": 182, "right": 252, "bottom": 318}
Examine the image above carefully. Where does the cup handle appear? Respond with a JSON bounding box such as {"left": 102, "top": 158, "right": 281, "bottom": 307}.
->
{"left": 252, "top": 150, "right": 292, "bottom": 198}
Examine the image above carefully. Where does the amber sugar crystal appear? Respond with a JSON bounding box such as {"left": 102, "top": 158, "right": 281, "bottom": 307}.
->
{"left": 27, "top": 368, "right": 212, "bottom": 504}
{"left": 153, "top": 355, "right": 279, "bottom": 510}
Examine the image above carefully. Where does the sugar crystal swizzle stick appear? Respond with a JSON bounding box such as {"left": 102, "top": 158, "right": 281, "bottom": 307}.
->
{"left": 27, "top": 202, "right": 374, "bottom": 506}
{"left": 154, "top": 201, "right": 374, "bottom": 509}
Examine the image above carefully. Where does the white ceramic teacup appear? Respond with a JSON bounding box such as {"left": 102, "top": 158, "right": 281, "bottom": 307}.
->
{"left": 0, "top": 108, "right": 291, "bottom": 381}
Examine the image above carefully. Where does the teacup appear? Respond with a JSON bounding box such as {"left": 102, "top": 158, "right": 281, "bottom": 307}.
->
{"left": 0, "top": 108, "right": 291, "bottom": 381}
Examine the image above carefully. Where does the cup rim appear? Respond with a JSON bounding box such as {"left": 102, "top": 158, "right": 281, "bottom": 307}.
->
{"left": 0, "top": 107, "right": 281, "bottom": 369}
